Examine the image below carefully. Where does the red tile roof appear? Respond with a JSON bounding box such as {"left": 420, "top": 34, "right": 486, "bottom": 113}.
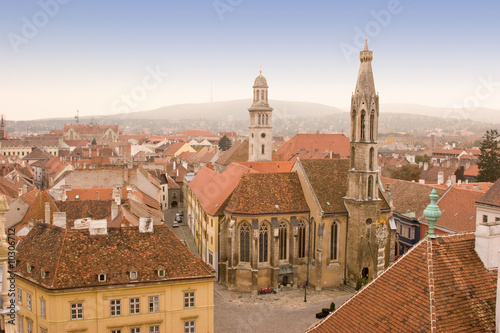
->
{"left": 433, "top": 187, "right": 484, "bottom": 232}
{"left": 14, "top": 224, "right": 214, "bottom": 289}
{"left": 189, "top": 164, "right": 255, "bottom": 216}
{"left": 225, "top": 172, "right": 309, "bottom": 215}
{"left": 307, "top": 234, "right": 496, "bottom": 333}
{"left": 464, "top": 164, "right": 479, "bottom": 176}
{"left": 236, "top": 161, "right": 294, "bottom": 173}
{"left": 215, "top": 139, "right": 248, "bottom": 166}
{"left": 64, "top": 124, "right": 119, "bottom": 135}
{"left": 476, "top": 178, "right": 500, "bottom": 208}
{"left": 164, "top": 142, "right": 188, "bottom": 155}
{"left": 273, "top": 134, "right": 350, "bottom": 161}
{"left": 179, "top": 129, "right": 218, "bottom": 137}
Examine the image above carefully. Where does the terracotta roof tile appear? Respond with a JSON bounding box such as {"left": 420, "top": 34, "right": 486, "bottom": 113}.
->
{"left": 236, "top": 161, "right": 294, "bottom": 173}
{"left": 225, "top": 172, "right": 309, "bottom": 215}
{"left": 14, "top": 224, "right": 214, "bottom": 289}
{"left": 273, "top": 134, "right": 350, "bottom": 161}
{"left": 300, "top": 159, "right": 349, "bottom": 214}
{"left": 179, "top": 129, "right": 218, "bottom": 137}
{"left": 55, "top": 200, "right": 111, "bottom": 225}
{"left": 464, "top": 164, "right": 479, "bottom": 176}
{"left": 307, "top": 234, "right": 496, "bottom": 333}
{"left": 434, "top": 187, "right": 484, "bottom": 232}
{"left": 215, "top": 139, "right": 248, "bottom": 166}
{"left": 476, "top": 178, "right": 500, "bottom": 207}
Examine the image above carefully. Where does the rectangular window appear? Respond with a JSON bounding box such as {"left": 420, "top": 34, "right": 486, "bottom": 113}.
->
{"left": 208, "top": 252, "right": 213, "bottom": 266}
{"left": 409, "top": 228, "right": 415, "bottom": 240}
{"left": 27, "top": 321, "right": 32, "bottom": 333}
{"left": 110, "top": 299, "right": 121, "bottom": 316}
{"left": 483, "top": 215, "right": 488, "bottom": 223}
{"left": 18, "top": 315, "right": 23, "bottom": 333}
{"left": 148, "top": 296, "right": 159, "bottom": 313}
{"left": 211, "top": 236, "right": 213, "bottom": 245}
{"left": 184, "top": 320, "right": 195, "bottom": 333}
{"left": 40, "top": 299, "right": 46, "bottom": 319}
{"left": 496, "top": 217, "right": 500, "bottom": 222}
{"left": 130, "top": 328, "right": 141, "bottom": 333}
{"left": 70, "top": 303, "right": 83, "bottom": 320}
{"left": 130, "top": 298, "right": 140, "bottom": 314}
{"left": 26, "top": 293, "right": 32, "bottom": 311}
{"left": 184, "top": 292, "right": 195, "bottom": 308}
{"left": 111, "top": 330, "right": 122, "bottom": 333}
{"left": 149, "top": 326, "right": 160, "bottom": 333}
{"left": 18, "top": 289, "right": 22, "bottom": 305}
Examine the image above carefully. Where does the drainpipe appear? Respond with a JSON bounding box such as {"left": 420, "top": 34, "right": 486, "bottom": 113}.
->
{"left": 305, "top": 212, "right": 311, "bottom": 302}
{"left": 344, "top": 212, "right": 349, "bottom": 285}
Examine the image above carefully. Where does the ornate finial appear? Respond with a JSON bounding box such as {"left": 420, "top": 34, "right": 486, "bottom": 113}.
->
{"left": 423, "top": 188, "right": 442, "bottom": 239}
{"left": 260, "top": 66, "right": 262, "bottom": 74}
{"left": 364, "top": 39, "right": 369, "bottom": 51}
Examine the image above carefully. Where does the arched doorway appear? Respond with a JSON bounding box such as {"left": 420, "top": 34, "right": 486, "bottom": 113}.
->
{"left": 171, "top": 201, "right": 178, "bottom": 208}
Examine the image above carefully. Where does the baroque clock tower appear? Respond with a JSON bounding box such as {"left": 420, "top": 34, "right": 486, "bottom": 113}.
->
{"left": 248, "top": 72, "right": 273, "bottom": 161}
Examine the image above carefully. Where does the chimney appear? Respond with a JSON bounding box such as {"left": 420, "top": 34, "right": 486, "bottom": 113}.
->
{"left": 173, "top": 161, "right": 176, "bottom": 170}
{"left": 22, "top": 184, "right": 28, "bottom": 195}
{"left": 419, "top": 179, "right": 425, "bottom": 184}
{"left": 111, "top": 201, "right": 119, "bottom": 221}
{"left": 139, "top": 217, "right": 153, "bottom": 233}
{"left": 18, "top": 187, "right": 22, "bottom": 197}
{"left": 437, "top": 171, "right": 444, "bottom": 185}
{"left": 44, "top": 202, "right": 50, "bottom": 224}
{"left": 475, "top": 219, "right": 500, "bottom": 270}
{"left": 423, "top": 162, "right": 428, "bottom": 171}
{"left": 446, "top": 160, "right": 450, "bottom": 168}
{"left": 450, "top": 175, "right": 456, "bottom": 186}
{"left": 89, "top": 219, "right": 108, "bottom": 235}
{"left": 113, "top": 186, "right": 121, "bottom": 205}
{"left": 53, "top": 212, "right": 67, "bottom": 229}
{"left": 418, "top": 162, "right": 423, "bottom": 168}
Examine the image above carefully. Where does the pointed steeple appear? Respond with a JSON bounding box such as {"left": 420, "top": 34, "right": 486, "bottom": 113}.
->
{"left": 355, "top": 40, "right": 375, "bottom": 96}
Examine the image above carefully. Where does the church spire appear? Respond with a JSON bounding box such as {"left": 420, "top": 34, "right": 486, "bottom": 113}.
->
{"left": 355, "top": 40, "right": 375, "bottom": 96}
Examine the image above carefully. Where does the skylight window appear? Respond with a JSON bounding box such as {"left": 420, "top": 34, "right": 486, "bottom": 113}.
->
{"left": 130, "top": 271, "right": 138, "bottom": 280}
{"left": 158, "top": 269, "right": 165, "bottom": 278}
{"left": 275, "top": 204, "right": 279, "bottom": 209}
{"left": 98, "top": 274, "right": 106, "bottom": 282}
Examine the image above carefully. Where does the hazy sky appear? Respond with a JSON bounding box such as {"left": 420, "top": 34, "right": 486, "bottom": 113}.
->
{"left": 1, "top": 0, "right": 499, "bottom": 120}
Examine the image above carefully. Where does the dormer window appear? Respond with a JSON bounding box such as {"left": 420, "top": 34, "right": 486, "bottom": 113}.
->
{"left": 75, "top": 195, "right": 80, "bottom": 200}
{"left": 41, "top": 269, "right": 46, "bottom": 279}
{"left": 27, "top": 264, "right": 32, "bottom": 273}
{"left": 130, "top": 271, "right": 138, "bottom": 280}
{"left": 158, "top": 269, "right": 165, "bottom": 278}
{"left": 98, "top": 274, "right": 106, "bottom": 282}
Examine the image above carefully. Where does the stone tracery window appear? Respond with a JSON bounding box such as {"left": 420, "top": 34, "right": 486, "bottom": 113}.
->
{"left": 370, "top": 111, "right": 375, "bottom": 142}
{"left": 278, "top": 221, "right": 287, "bottom": 260}
{"left": 361, "top": 110, "right": 366, "bottom": 141}
{"left": 240, "top": 223, "right": 250, "bottom": 263}
{"left": 330, "top": 222, "right": 339, "bottom": 261}
{"left": 298, "top": 220, "right": 306, "bottom": 258}
{"left": 259, "top": 223, "right": 269, "bottom": 262}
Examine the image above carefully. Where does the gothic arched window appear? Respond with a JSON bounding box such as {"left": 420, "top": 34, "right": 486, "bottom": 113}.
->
{"left": 240, "top": 223, "right": 250, "bottom": 263}
{"left": 370, "top": 111, "right": 375, "bottom": 142}
{"left": 360, "top": 110, "right": 366, "bottom": 141}
{"left": 279, "top": 221, "right": 287, "bottom": 260}
{"left": 368, "top": 175, "right": 374, "bottom": 199}
{"left": 259, "top": 223, "right": 269, "bottom": 262}
{"left": 298, "top": 220, "right": 306, "bottom": 258}
{"left": 330, "top": 222, "right": 339, "bottom": 261}
{"left": 351, "top": 110, "right": 357, "bottom": 141}
{"left": 369, "top": 147, "right": 374, "bottom": 171}
{"left": 351, "top": 147, "right": 356, "bottom": 169}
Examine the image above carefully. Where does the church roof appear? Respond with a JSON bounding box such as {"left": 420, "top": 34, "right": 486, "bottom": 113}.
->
{"left": 307, "top": 233, "right": 496, "bottom": 333}
{"left": 225, "top": 172, "right": 309, "bottom": 215}
{"left": 300, "top": 159, "right": 349, "bottom": 214}
{"left": 14, "top": 223, "right": 214, "bottom": 290}
{"left": 215, "top": 139, "right": 249, "bottom": 166}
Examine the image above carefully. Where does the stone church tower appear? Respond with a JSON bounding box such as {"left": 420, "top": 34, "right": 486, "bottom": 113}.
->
{"left": 248, "top": 72, "right": 273, "bottom": 161}
{"left": 344, "top": 41, "right": 385, "bottom": 282}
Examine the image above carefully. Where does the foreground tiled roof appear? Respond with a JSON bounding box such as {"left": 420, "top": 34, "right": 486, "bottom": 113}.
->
{"left": 14, "top": 224, "right": 214, "bottom": 290}
{"left": 476, "top": 178, "right": 500, "bottom": 207}
{"left": 307, "top": 233, "right": 496, "bottom": 333}
{"left": 300, "top": 159, "right": 349, "bottom": 214}
{"left": 273, "top": 134, "right": 350, "bottom": 161}
{"left": 225, "top": 172, "right": 309, "bottom": 215}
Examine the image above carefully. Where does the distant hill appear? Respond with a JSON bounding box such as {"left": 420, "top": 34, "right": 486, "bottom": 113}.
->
{"left": 101, "top": 99, "right": 344, "bottom": 121}
{"left": 378, "top": 104, "right": 499, "bottom": 123}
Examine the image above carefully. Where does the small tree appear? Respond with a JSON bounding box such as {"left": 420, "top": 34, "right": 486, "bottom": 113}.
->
{"left": 477, "top": 129, "right": 500, "bottom": 182}
{"left": 218, "top": 135, "right": 232, "bottom": 151}
{"left": 415, "top": 154, "right": 431, "bottom": 164}
{"left": 391, "top": 165, "right": 421, "bottom": 181}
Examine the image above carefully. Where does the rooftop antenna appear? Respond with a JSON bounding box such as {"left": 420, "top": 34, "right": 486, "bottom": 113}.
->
{"left": 75, "top": 110, "right": 80, "bottom": 124}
